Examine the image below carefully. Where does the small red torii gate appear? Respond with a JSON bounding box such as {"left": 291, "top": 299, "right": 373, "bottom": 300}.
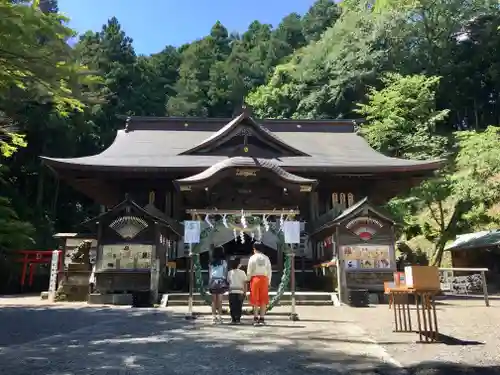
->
{"left": 15, "top": 250, "right": 63, "bottom": 287}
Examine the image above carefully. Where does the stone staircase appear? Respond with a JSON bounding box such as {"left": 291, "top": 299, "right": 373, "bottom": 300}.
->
{"left": 162, "top": 291, "right": 339, "bottom": 307}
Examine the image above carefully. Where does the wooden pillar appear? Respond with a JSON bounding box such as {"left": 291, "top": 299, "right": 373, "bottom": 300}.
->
{"left": 336, "top": 225, "right": 347, "bottom": 304}
{"left": 20, "top": 253, "right": 28, "bottom": 287}
{"left": 173, "top": 191, "right": 181, "bottom": 220}
{"left": 94, "top": 221, "right": 103, "bottom": 292}
{"left": 278, "top": 231, "right": 284, "bottom": 272}
{"left": 150, "top": 222, "right": 160, "bottom": 303}
{"left": 187, "top": 213, "right": 196, "bottom": 290}
{"left": 310, "top": 192, "right": 319, "bottom": 220}
{"left": 165, "top": 191, "right": 173, "bottom": 217}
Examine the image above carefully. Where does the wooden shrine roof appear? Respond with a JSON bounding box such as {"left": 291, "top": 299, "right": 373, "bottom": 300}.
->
{"left": 309, "top": 197, "right": 396, "bottom": 238}
{"left": 41, "top": 113, "right": 444, "bottom": 174}
{"left": 80, "top": 196, "right": 182, "bottom": 236}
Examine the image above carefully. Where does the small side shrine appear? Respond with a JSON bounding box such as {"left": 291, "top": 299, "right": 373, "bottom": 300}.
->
{"left": 81, "top": 195, "right": 182, "bottom": 305}
{"left": 309, "top": 197, "right": 396, "bottom": 303}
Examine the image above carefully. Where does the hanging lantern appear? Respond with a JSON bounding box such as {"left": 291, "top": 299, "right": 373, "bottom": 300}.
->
{"left": 240, "top": 231, "right": 245, "bottom": 244}
{"left": 233, "top": 228, "right": 238, "bottom": 241}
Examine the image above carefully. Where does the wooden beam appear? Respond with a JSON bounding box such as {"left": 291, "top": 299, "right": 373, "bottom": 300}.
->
{"left": 185, "top": 208, "right": 299, "bottom": 215}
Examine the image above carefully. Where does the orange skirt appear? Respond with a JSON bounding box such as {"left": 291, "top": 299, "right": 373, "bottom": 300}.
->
{"left": 249, "top": 275, "right": 269, "bottom": 306}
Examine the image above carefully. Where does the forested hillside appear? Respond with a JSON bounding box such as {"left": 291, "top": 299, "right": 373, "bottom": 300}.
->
{"left": 1, "top": 0, "right": 500, "bottom": 284}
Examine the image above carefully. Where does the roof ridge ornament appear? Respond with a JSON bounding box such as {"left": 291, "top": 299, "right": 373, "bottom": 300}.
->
{"left": 234, "top": 101, "right": 253, "bottom": 117}
{"left": 241, "top": 102, "right": 252, "bottom": 117}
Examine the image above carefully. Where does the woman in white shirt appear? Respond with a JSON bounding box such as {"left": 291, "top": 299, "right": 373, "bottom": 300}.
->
{"left": 227, "top": 257, "right": 247, "bottom": 324}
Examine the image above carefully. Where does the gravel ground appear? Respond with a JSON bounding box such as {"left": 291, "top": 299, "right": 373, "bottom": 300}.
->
{"left": 333, "top": 296, "right": 500, "bottom": 374}
{"left": 0, "top": 300, "right": 403, "bottom": 375}
{"left": 0, "top": 296, "right": 499, "bottom": 374}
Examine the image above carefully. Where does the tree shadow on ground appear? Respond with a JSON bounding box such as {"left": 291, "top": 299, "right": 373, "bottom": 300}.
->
{"left": 0, "top": 308, "right": 498, "bottom": 375}
{"left": 0, "top": 305, "right": 137, "bottom": 346}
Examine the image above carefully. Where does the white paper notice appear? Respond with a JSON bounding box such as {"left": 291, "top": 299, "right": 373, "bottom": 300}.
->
{"left": 283, "top": 221, "right": 301, "bottom": 244}
{"left": 184, "top": 220, "right": 201, "bottom": 244}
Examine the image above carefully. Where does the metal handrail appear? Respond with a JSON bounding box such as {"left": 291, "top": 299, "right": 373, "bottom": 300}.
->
{"left": 439, "top": 267, "right": 488, "bottom": 272}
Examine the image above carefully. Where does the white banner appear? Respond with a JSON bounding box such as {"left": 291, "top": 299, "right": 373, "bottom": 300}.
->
{"left": 283, "top": 221, "right": 301, "bottom": 244}
{"left": 184, "top": 220, "right": 201, "bottom": 244}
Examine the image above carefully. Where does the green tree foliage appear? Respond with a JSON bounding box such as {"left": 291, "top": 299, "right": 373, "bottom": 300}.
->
{"left": 0, "top": 0, "right": 98, "bottom": 157}
{"left": 361, "top": 74, "right": 500, "bottom": 265}
{"left": 0, "top": 196, "right": 34, "bottom": 254}
{"left": 357, "top": 73, "right": 449, "bottom": 160}
{"left": 301, "top": 0, "right": 341, "bottom": 42}
{"left": 247, "top": 6, "right": 404, "bottom": 119}
{"left": 454, "top": 127, "right": 500, "bottom": 205}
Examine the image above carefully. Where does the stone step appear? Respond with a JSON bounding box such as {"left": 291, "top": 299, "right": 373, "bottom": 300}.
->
{"left": 87, "top": 291, "right": 339, "bottom": 306}
{"left": 163, "top": 292, "right": 336, "bottom": 307}
{"left": 166, "top": 291, "right": 333, "bottom": 302}
{"left": 166, "top": 299, "right": 333, "bottom": 307}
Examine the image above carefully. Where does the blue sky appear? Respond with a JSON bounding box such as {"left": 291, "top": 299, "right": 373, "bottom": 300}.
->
{"left": 58, "top": 0, "right": 317, "bottom": 55}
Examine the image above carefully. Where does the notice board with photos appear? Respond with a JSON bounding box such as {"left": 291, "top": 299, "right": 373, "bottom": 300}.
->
{"left": 99, "top": 244, "right": 153, "bottom": 270}
{"left": 342, "top": 244, "right": 392, "bottom": 270}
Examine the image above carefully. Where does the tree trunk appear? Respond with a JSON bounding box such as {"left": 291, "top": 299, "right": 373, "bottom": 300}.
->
{"left": 473, "top": 98, "right": 479, "bottom": 130}
{"left": 431, "top": 200, "right": 472, "bottom": 266}
{"left": 35, "top": 164, "right": 45, "bottom": 211}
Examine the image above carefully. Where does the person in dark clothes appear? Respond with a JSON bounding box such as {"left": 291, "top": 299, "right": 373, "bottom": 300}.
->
{"left": 227, "top": 256, "right": 247, "bottom": 324}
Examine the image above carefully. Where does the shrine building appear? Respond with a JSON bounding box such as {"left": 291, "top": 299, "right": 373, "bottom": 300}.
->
{"left": 41, "top": 108, "right": 443, "bottom": 301}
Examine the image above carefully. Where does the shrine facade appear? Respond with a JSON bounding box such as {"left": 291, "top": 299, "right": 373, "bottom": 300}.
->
{"left": 42, "top": 108, "right": 443, "bottom": 296}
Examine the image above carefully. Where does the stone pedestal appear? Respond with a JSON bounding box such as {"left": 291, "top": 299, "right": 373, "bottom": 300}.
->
{"left": 55, "top": 263, "right": 91, "bottom": 302}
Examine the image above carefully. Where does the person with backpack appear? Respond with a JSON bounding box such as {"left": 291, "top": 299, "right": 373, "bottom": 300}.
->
{"left": 208, "top": 246, "right": 228, "bottom": 324}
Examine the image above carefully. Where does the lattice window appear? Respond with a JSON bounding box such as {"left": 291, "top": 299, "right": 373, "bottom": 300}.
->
{"left": 109, "top": 216, "right": 149, "bottom": 239}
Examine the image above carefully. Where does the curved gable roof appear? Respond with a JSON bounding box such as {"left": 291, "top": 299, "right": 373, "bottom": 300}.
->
{"left": 178, "top": 111, "right": 310, "bottom": 157}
